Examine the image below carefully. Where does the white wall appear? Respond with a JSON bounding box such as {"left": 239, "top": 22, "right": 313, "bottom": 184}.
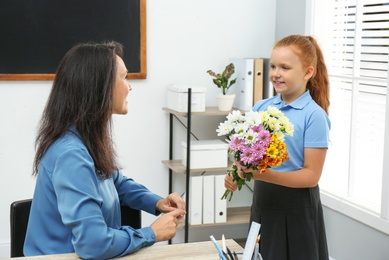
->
{"left": 0, "top": 0, "right": 276, "bottom": 258}
{"left": 324, "top": 208, "right": 389, "bottom": 260}
{"left": 275, "top": 0, "right": 308, "bottom": 40}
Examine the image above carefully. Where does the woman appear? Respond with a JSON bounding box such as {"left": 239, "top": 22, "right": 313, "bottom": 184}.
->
{"left": 24, "top": 41, "right": 186, "bottom": 259}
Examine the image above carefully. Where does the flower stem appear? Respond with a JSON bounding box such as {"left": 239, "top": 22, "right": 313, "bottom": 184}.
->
{"left": 221, "top": 189, "right": 234, "bottom": 201}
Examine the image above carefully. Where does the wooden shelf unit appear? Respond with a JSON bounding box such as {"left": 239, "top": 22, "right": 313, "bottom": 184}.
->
{"left": 161, "top": 160, "right": 233, "bottom": 174}
{"left": 178, "top": 207, "right": 250, "bottom": 228}
{"left": 162, "top": 89, "right": 249, "bottom": 243}
{"left": 162, "top": 106, "right": 240, "bottom": 116}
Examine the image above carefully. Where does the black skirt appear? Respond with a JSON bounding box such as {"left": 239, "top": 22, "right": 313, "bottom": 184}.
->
{"left": 250, "top": 181, "right": 329, "bottom": 260}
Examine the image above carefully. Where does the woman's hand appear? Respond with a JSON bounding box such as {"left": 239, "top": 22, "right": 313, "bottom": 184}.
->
{"left": 156, "top": 192, "right": 186, "bottom": 220}
{"left": 150, "top": 209, "right": 186, "bottom": 242}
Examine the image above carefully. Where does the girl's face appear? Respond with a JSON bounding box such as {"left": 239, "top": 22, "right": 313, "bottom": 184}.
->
{"left": 112, "top": 55, "right": 132, "bottom": 115}
{"left": 269, "top": 46, "right": 313, "bottom": 104}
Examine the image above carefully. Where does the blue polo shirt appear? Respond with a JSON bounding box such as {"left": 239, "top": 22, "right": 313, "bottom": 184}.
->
{"left": 252, "top": 91, "right": 331, "bottom": 172}
{"left": 24, "top": 128, "right": 163, "bottom": 260}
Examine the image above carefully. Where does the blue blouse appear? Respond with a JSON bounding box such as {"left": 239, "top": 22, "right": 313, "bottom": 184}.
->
{"left": 252, "top": 91, "right": 331, "bottom": 172}
{"left": 24, "top": 128, "right": 163, "bottom": 259}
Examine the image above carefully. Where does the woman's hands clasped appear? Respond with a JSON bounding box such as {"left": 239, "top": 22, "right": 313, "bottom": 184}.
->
{"left": 156, "top": 192, "right": 186, "bottom": 215}
{"left": 151, "top": 192, "right": 186, "bottom": 242}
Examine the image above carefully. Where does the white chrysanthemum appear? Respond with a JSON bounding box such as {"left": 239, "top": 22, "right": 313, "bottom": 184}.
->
{"left": 243, "top": 111, "right": 262, "bottom": 126}
{"left": 226, "top": 110, "right": 243, "bottom": 123}
{"left": 243, "top": 128, "right": 258, "bottom": 145}
{"left": 267, "top": 117, "right": 280, "bottom": 131}
{"left": 267, "top": 106, "right": 283, "bottom": 118}
{"left": 279, "top": 116, "right": 289, "bottom": 126}
{"left": 284, "top": 123, "right": 294, "bottom": 136}
{"left": 258, "top": 111, "right": 270, "bottom": 122}
{"left": 216, "top": 121, "right": 235, "bottom": 136}
{"left": 233, "top": 122, "right": 249, "bottom": 137}
{"left": 278, "top": 117, "right": 288, "bottom": 132}
{"left": 277, "top": 116, "right": 293, "bottom": 135}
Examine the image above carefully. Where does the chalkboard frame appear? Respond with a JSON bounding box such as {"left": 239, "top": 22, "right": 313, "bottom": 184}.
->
{"left": 0, "top": 0, "right": 146, "bottom": 81}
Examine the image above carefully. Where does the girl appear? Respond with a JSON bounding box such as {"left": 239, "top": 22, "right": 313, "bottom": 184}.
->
{"left": 24, "top": 42, "right": 186, "bottom": 259}
{"left": 225, "top": 35, "right": 330, "bottom": 259}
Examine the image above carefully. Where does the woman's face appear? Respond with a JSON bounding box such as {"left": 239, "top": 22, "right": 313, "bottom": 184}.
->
{"left": 112, "top": 55, "right": 132, "bottom": 114}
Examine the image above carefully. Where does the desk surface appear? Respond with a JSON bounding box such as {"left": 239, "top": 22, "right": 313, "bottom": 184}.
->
{"left": 14, "top": 239, "right": 243, "bottom": 259}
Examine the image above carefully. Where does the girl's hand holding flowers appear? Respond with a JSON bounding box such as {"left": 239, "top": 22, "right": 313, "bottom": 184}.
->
{"left": 224, "top": 171, "right": 238, "bottom": 192}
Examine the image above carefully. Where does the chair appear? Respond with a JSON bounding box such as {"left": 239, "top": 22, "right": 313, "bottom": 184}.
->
{"left": 120, "top": 205, "right": 142, "bottom": 229}
{"left": 10, "top": 199, "right": 141, "bottom": 258}
{"left": 10, "top": 199, "right": 32, "bottom": 258}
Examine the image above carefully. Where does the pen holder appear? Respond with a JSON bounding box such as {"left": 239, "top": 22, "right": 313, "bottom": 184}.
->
{"left": 251, "top": 252, "right": 263, "bottom": 260}
{"left": 251, "top": 243, "right": 263, "bottom": 260}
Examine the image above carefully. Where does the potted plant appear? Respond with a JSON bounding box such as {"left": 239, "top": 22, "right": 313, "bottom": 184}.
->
{"left": 207, "top": 63, "right": 237, "bottom": 95}
{"left": 207, "top": 63, "right": 237, "bottom": 111}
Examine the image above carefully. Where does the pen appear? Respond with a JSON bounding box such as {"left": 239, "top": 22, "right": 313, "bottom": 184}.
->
{"left": 233, "top": 250, "right": 239, "bottom": 260}
{"left": 226, "top": 246, "right": 235, "bottom": 260}
{"left": 210, "top": 235, "right": 227, "bottom": 260}
{"left": 222, "top": 234, "right": 227, "bottom": 253}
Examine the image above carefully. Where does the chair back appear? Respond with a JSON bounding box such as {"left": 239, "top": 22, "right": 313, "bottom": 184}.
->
{"left": 10, "top": 199, "right": 32, "bottom": 257}
{"left": 120, "top": 205, "right": 142, "bottom": 229}
{"left": 10, "top": 199, "right": 141, "bottom": 258}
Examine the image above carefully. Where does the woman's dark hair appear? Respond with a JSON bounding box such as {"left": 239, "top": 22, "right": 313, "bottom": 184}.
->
{"left": 33, "top": 41, "right": 124, "bottom": 178}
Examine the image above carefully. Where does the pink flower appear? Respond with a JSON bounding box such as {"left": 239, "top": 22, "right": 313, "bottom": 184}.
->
{"left": 252, "top": 142, "right": 267, "bottom": 158}
{"left": 250, "top": 124, "right": 264, "bottom": 133}
{"left": 229, "top": 137, "right": 244, "bottom": 152}
{"left": 257, "top": 129, "right": 271, "bottom": 146}
{"left": 240, "top": 147, "right": 258, "bottom": 165}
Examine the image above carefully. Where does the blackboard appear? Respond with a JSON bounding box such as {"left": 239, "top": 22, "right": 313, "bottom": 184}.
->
{"left": 0, "top": 0, "right": 146, "bottom": 80}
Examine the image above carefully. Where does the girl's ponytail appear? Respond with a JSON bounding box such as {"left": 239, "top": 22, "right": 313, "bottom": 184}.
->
{"left": 307, "top": 36, "right": 330, "bottom": 114}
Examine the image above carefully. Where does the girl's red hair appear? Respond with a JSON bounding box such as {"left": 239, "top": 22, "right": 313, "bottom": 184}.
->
{"left": 275, "top": 35, "right": 330, "bottom": 114}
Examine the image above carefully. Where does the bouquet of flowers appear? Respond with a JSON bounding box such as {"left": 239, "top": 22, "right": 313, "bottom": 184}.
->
{"left": 216, "top": 106, "right": 294, "bottom": 201}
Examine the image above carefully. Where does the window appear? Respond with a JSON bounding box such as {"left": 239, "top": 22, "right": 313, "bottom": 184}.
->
{"left": 311, "top": 0, "right": 389, "bottom": 233}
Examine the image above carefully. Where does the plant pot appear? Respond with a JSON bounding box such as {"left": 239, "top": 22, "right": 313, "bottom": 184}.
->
{"left": 217, "top": 94, "right": 235, "bottom": 111}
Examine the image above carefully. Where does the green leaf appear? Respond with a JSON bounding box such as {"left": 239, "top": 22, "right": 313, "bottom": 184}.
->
{"left": 228, "top": 78, "right": 237, "bottom": 87}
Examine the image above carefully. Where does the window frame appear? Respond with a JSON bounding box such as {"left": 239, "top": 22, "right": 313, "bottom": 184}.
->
{"left": 309, "top": 0, "right": 389, "bottom": 235}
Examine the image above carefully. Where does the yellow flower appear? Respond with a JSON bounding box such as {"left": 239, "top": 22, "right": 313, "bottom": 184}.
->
{"left": 266, "top": 145, "right": 279, "bottom": 158}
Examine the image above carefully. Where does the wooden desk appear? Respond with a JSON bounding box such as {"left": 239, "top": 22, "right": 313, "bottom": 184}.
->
{"left": 12, "top": 239, "right": 243, "bottom": 259}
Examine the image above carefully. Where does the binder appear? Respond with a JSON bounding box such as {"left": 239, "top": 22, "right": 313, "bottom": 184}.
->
{"left": 253, "top": 58, "right": 264, "bottom": 103}
{"left": 189, "top": 175, "right": 203, "bottom": 225}
{"left": 261, "top": 58, "right": 275, "bottom": 99}
{"left": 214, "top": 174, "right": 227, "bottom": 223}
{"left": 202, "top": 175, "right": 215, "bottom": 224}
{"left": 229, "top": 58, "right": 264, "bottom": 111}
